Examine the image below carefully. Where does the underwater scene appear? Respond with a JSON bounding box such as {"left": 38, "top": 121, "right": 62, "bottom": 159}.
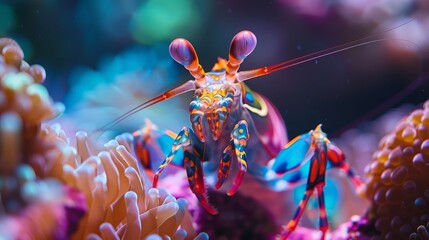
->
{"left": 0, "top": 0, "right": 429, "bottom": 239}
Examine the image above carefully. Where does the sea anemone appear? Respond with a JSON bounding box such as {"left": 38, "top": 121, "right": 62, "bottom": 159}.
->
{"left": 26, "top": 111, "right": 207, "bottom": 240}
{"left": 0, "top": 38, "right": 207, "bottom": 240}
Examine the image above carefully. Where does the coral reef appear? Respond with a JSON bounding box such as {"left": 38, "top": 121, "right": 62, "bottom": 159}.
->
{"left": 0, "top": 38, "right": 85, "bottom": 239}
{"left": 0, "top": 38, "right": 207, "bottom": 240}
{"left": 0, "top": 7, "right": 427, "bottom": 237}
{"left": 361, "top": 100, "right": 429, "bottom": 239}
{"left": 39, "top": 125, "right": 204, "bottom": 239}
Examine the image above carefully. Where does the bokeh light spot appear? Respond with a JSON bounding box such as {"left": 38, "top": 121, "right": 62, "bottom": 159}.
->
{"left": 2, "top": 72, "right": 32, "bottom": 91}
{"left": 0, "top": 3, "right": 15, "bottom": 35}
{"left": 130, "top": 0, "right": 199, "bottom": 45}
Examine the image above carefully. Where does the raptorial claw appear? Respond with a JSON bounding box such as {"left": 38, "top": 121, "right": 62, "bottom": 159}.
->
{"left": 190, "top": 98, "right": 206, "bottom": 142}
{"left": 212, "top": 111, "right": 227, "bottom": 141}
{"left": 190, "top": 113, "right": 205, "bottom": 142}
{"left": 227, "top": 120, "right": 250, "bottom": 196}
{"left": 215, "top": 178, "right": 225, "bottom": 190}
{"left": 213, "top": 94, "right": 233, "bottom": 140}
{"left": 216, "top": 142, "right": 234, "bottom": 189}
{"left": 194, "top": 192, "right": 219, "bottom": 215}
{"left": 227, "top": 170, "right": 245, "bottom": 196}
{"left": 185, "top": 148, "right": 218, "bottom": 215}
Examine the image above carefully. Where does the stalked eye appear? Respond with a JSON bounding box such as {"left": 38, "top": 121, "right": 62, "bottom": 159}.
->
{"left": 169, "top": 38, "right": 198, "bottom": 69}
{"left": 169, "top": 38, "right": 205, "bottom": 80}
{"left": 229, "top": 31, "right": 257, "bottom": 60}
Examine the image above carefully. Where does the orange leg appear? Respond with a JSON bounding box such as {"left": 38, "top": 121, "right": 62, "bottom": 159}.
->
{"left": 316, "top": 184, "right": 328, "bottom": 240}
{"left": 277, "top": 189, "right": 314, "bottom": 240}
{"left": 185, "top": 153, "right": 218, "bottom": 215}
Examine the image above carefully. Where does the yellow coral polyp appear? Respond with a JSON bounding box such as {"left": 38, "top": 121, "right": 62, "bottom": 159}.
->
{"left": 1, "top": 72, "right": 33, "bottom": 91}
{"left": 26, "top": 84, "right": 50, "bottom": 104}
{"left": 363, "top": 100, "right": 429, "bottom": 239}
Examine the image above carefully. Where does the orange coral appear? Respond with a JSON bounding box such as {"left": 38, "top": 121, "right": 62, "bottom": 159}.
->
{"left": 0, "top": 38, "right": 57, "bottom": 127}
{"left": 33, "top": 125, "right": 206, "bottom": 240}
{"left": 0, "top": 39, "right": 85, "bottom": 239}
{"left": 0, "top": 38, "right": 206, "bottom": 240}
{"left": 25, "top": 82, "right": 204, "bottom": 239}
{"left": 362, "top": 100, "right": 429, "bottom": 239}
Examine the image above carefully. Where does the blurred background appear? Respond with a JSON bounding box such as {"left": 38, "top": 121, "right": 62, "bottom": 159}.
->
{"left": 0, "top": 0, "right": 427, "bottom": 137}
{"left": 1, "top": 0, "right": 428, "bottom": 231}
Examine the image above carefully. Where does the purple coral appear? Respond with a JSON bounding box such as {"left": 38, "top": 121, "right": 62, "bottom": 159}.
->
{"left": 410, "top": 223, "right": 429, "bottom": 240}
{"left": 196, "top": 188, "right": 280, "bottom": 240}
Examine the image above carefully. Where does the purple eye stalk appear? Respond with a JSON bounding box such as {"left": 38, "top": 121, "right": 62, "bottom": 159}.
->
{"left": 227, "top": 30, "right": 257, "bottom": 76}
{"left": 169, "top": 38, "right": 205, "bottom": 80}
{"left": 169, "top": 31, "right": 257, "bottom": 83}
{"left": 229, "top": 30, "right": 257, "bottom": 60}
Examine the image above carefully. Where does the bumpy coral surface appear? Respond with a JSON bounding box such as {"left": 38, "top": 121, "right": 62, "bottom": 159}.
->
{"left": 0, "top": 38, "right": 55, "bottom": 124}
{"left": 410, "top": 222, "right": 429, "bottom": 240}
{"left": 0, "top": 38, "right": 86, "bottom": 239}
{"left": 0, "top": 38, "right": 59, "bottom": 170}
{"left": 362, "top": 100, "right": 429, "bottom": 239}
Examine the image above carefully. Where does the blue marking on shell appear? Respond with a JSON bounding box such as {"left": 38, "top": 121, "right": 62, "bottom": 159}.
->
{"left": 245, "top": 92, "right": 254, "bottom": 103}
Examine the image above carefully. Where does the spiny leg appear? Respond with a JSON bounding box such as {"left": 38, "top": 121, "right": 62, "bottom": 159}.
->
{"left": 316, "top": 183, "right": 328, "bottom": 240}
{"left": 185, "top": 154, "right": 218, "bottom": 214}
{"left": 215, "top": 140, "right": 234, "bottom": 189}
{"left": 277, "top": 189, "right": 314, "bottom": 240}
{"left": 152, "top": 127, "right": 191, "bottom": 188}
{"left": 227, "top": 120, "right": 250, "bottom": 196}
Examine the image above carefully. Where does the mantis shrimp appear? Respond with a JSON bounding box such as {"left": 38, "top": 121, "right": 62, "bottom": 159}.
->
{"left": 99, "top": 28, "right": 415, "bottom": 238}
